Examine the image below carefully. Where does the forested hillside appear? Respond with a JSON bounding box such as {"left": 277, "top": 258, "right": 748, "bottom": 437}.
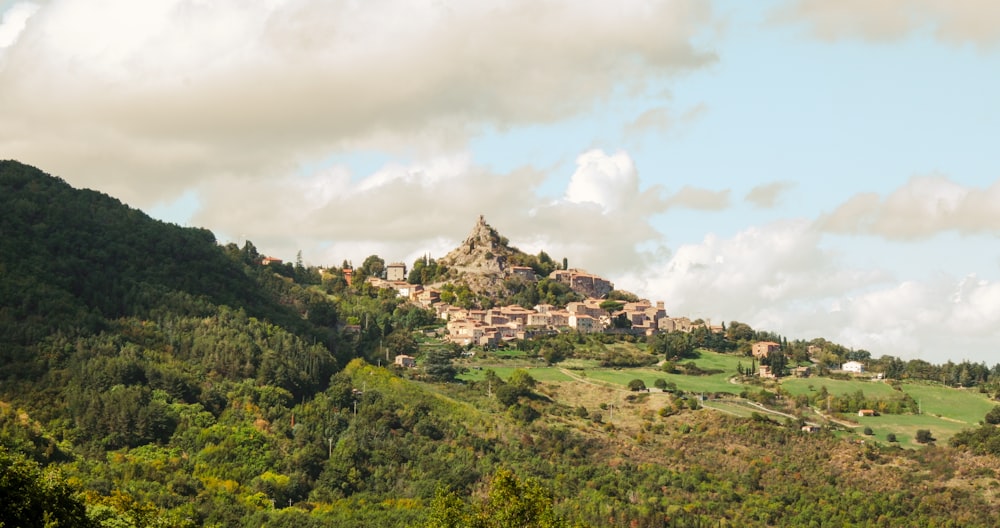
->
{"left": 3, "top": 160, "right": 1000, "bottom": 527}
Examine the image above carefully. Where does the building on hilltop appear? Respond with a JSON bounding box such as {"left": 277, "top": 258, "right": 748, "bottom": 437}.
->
{"left": 752, "top": 341, "right": 781, "bottom": 359}
{"left": 568, "top": 313, "right": 598, "bottom": 333}
{"left": 566, "top": 300, "right": 605, "bottom": 319}
{"left": 549, "top": 268, "right": 613, "bottom": 298}
{"left": 386, "top": 262, "right": 407, "bottom": 281}
{"left": 509, "top": 265, "right": 536, "bottom": 281}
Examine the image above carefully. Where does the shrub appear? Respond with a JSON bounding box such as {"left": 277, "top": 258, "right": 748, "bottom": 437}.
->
{"left": 985, "top": 406, "right": 1000, "bottom": 425}
{"left": 495, "top": 384, "right": 522, "bottom": 407}
{"left": 886, "top": 433, "right": 898, "bottom": 443}
{"left": 916, "top": 429, "right": 935, "bottom": 444}
{"left": 628, "top": 379, "right": 647, "bottom": 392}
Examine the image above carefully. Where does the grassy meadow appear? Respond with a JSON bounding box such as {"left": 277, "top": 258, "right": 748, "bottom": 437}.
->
{"left": 901, "top": 382, "right": 996, "bottom": 424}
{"left": 780, "top": 377, "right": 899, "bottom": 398}
{"left": 454, "top": 342, "right": 998, "bottom": 450}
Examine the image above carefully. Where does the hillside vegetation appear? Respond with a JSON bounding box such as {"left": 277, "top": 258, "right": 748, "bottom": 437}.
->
{"left": 3, "top": 160, "right": 1000, "bottom": 527}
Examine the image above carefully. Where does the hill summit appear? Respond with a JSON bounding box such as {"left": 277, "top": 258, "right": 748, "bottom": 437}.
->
{"left": 439, "top": 215, "right": 518, "bottom": 274}
{"left": 435, "top": 215, "right": 541, "bottom": 297}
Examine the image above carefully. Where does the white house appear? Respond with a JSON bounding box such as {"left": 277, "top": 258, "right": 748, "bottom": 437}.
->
{"left": 842, "top": 361, "right": 865, "bottom": 374}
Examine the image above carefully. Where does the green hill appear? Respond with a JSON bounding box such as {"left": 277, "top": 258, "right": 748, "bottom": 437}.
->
{"left": 0, "top": 160, "right": 326, "bottom": 345}
{"left": 0, "top": 160, "right": 342, "bottom": 436}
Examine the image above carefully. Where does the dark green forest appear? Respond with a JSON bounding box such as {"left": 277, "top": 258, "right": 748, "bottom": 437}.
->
{"left": 4, "top": 160, "right": 1000, "bottom": 527}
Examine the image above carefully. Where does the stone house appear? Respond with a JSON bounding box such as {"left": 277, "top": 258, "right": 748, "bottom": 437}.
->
{"left": 752, "top": 341, "right": 781, "bottom": 359}
{"left": 386, "top": 262, "right": 407, "bottom": 281}
{"left": 394, "top": 355, "right": 416, "bottom": 368}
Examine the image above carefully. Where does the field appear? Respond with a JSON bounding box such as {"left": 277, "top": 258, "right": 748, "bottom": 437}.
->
{"left": 460, "top": 348, "right": 746, "bottom": 394}
{"left": 455, "top": 344, "right": 998, "bottom": 449}
{"left": 901, "top": 382, "right": 996, "bottom": 424}
{"left": 459, "top": 366, "right": 574, "bottom": 383}
{"left": 578, "top": 366, "right": 739, "bottom": 394}
{"left": 701, "top": 400, "right": 766, "bottom": 419}
{"left": 780, "top": 377, "right": 898, "bottom": 398}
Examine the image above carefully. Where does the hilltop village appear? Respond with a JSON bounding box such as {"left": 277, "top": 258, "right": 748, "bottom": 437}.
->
{"left": 335, "top": 216, "right": 716, "bottom": 349}
{"left": 364, "top": 267, "right": 708, "bottom": 348}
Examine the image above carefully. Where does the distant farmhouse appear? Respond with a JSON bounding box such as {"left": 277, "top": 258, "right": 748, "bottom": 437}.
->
{"left": 394, "top": 355, "right": 416, "bottom": 368}
{"left": 842, "top": 361, "right": 865, "bottom": 374}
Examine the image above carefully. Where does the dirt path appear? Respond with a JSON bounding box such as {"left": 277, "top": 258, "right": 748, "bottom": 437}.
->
{"left": 811, "top": 408, "right": 859, "bottom": 428}
{"left": 558, "top": 368, "right": 631, "bottom": 393}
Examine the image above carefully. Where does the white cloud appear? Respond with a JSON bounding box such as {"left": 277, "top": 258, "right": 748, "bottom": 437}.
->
{"left": 0, "top": 0, "right": 717, "bottom": 207}
{"left": 772, "top": 0, "right": 1000, "bottom": 49}
{"left": 0, "top": 2, "right": 38, "bottom": 48}
{"left": 620, "top": 220, "right": 1000, "bottom": 363}
{"left": 626, "top": 221, "right": 880, "bottom": 316}
{"left": 817, "top": 175, "right": 1000, "bottom": 238}
{"left": 833, "top": 276, "right": 1000, "bottom": 362}
{"left": 564, "top": 149, "right": 640, "bottom": 212}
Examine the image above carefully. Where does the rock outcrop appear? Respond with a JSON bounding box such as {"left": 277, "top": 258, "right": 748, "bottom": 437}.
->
{"left": 439, "top": 215, "right": 511, "bottom": 273}
{"left": 437, "top": 216, "right": 527, "bottom": 296}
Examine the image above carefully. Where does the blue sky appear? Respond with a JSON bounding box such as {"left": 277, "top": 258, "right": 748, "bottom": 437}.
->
{"left": 2, "top": 0, "right": 999, "bottom": 363}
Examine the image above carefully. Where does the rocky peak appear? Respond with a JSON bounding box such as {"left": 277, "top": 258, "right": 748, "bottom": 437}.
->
{"left": 439, "top": 215, "right": 513, "bottom": 273}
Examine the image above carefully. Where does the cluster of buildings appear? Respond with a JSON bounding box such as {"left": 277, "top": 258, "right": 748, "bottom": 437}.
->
{"left": 441, "top": 298, "right": 680, "bottom": 347}
{"left": 751, "top": 341, "right": 868, "bottom": 379}
{"left": 357, "top": 263, "right": 710, "bottom": 348}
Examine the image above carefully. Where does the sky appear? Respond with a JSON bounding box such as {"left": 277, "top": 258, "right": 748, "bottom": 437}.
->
{"left": 2, "top": 0, "right": 999, "bottom": 364}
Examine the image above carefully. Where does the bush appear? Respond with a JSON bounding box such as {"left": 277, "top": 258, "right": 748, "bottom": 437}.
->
{"left": 495, "top": 384, "right": 522, "bottom": 407}
{"left": 985, "top": 406, "right": 1000, "bottom": 425}
{"left": 508, "top": 369, "right": 536, "bottom": 390}
{"left": 653, "top": 378, "right": 667, "bottom": 390}
{"left": 863, "top": 427, "right": 873, "bottom": 436}
{"left": 628, "top": 379, "right": 647, "bottom": 392}
{"left": 916, "top": 429, "right": 935, "bottom": 444}
{"left": 510, "top": 403, "right": 540, "bottom": 423}
{"left": 886, "top": 433, "right": 898, "bottom": 443}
